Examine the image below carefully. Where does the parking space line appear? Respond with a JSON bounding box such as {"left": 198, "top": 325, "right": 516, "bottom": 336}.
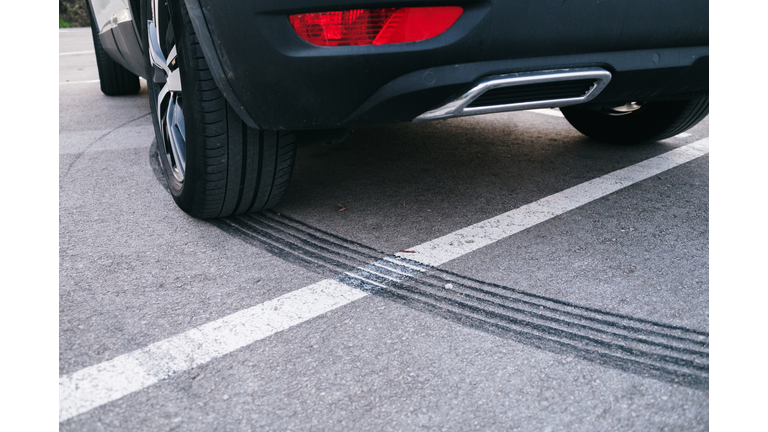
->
{"left": 60, "top": 279, "right": 368, "bottom": 422}
{"left": 60, "top": 50, "right": 95, "bottom": 56}
{"left": 526, "top": 109, "right": 696, "bottom": 141}
{"left": 398, "top": 138, "right": 709, "bottom": 267}
{"left": 59, "top": 80, "right": 100, "bottom": 85}
{"left": 527, "top": 108, "right": 564, "bottom": 117}
{"left": 59, "top": 138, "right": 709, "bottom": 422}
{"left": 60, "top": 78, "right": 145, "bottom": 85}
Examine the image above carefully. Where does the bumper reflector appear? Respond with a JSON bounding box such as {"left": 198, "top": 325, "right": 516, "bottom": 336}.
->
{"left": 289, "top": 7, "right": 463, "bottom": 47}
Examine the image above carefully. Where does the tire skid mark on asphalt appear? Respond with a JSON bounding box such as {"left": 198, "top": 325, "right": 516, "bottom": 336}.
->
{"left": 215, "top": 210, "right": 708, "bottom": 389}
{"left": 240, "top": 213, "right": 707, "bottom": 338}
{"left": 234, "top": 212, "right": 708, "bottom": 345}
{"left": 59, "top": 138, "right": 705, "bottom": 422}
{"left": 60, "top": 112, "right": 151, "bottom": 180}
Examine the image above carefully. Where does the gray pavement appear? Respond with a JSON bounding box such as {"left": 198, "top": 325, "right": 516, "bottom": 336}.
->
{"left": 59, "top": 27, "right": 708, "bottom": 431}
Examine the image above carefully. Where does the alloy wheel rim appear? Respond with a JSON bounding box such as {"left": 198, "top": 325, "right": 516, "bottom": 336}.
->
{"left": 148, "top": 1, "right": 185, "bottom": 183}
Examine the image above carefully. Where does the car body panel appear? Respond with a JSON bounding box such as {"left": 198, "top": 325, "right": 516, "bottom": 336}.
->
{"left": 89, "top": 0, "right": 130, "bottom": 32}
{"left": 195, "top": 0, "right": 707, "bottom": 129}
{"left": 88, "top": 0, "right": 709, "bottom": 130}
{"left": 88, "top": 0, "right": 145, "bottom": 77}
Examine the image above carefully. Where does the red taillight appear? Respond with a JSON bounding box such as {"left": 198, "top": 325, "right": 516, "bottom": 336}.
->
{"left": 288, "top": 7, "right": 463, "bottom": 47}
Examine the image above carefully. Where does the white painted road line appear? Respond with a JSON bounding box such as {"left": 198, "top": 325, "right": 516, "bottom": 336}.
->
{"left": 60, "top": 78, "right": 146, "bottom": 86}
{"left": 398, "top": 138, "right": 709, "bottom": 266}
{"left": 528, "top": 109, "right": 696, "bottom": 140}
{"left": 527, "top": 111, "right": 697, "bottom": 141}
{"left": 527, "top": 108, "right": 691, "bottom": 138}
{"left": 60, "top": 50, "right": 95, "bottom": 56}
{"left": 59, "top": 280, "right": 367, "bottom": 422}
{"left": 59, "top": 138, "right": 709, "bottom": 422}
{"left": 528, "top": 108, "right": 564, "bottom": 117}
{"left": 60, "top": 80, "right": 100, "bottom": 85}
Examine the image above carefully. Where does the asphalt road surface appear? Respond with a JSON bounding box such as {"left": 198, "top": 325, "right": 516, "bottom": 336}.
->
{"left": 60, "top": 27, "right": 709, "bottom": 431}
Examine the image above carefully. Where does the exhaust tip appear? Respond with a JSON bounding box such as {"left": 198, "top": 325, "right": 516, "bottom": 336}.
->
{"left": 414, "top": 68, "right": 611, "bottom": 122}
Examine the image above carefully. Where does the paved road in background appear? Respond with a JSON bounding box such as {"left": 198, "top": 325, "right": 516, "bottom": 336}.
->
{"left": 60, "top": 28, "right": 709, "bottom": 431}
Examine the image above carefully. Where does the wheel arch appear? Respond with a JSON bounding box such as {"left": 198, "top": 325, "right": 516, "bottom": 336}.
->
{"left": 179, "top": 0, "right": 260, "bottom": 129}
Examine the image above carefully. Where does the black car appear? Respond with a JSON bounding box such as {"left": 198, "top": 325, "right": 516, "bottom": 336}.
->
{"left": 86, "top": 0, "right": 709, "bottom": 218}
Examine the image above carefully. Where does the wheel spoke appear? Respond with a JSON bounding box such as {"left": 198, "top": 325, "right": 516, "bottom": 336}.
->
{"left": 147, "top": 21, "right": 170, "bottom": 77}
{"left": 166, "top": 66, "right": 182, "bottom": 93}
{"left": 149, "top": 0, "right": 186, "bottom": 183}
{"left": 166, "top": 96, "right": 186, "bottom": 180}
{"left": 175, "top": 99, "right": 186, "bottom": 142}
{"left": 156, "top": 81, "right": 170, "bottom": 130}
{"left": 166, "top": 45, "right": 177, "bottom": 68}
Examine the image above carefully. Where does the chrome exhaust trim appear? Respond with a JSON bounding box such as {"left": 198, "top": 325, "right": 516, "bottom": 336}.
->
{"left": 413, "top": 68, "right": 612, "bottom": 122}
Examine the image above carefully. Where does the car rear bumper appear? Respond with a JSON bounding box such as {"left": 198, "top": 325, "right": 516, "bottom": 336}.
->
{"left": 188, "top": 0, "right": 708, "bottom": 130}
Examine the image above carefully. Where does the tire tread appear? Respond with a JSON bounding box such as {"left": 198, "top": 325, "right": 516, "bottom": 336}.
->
{"left": 150, "top": 0, "right": 296, "bottom": 218}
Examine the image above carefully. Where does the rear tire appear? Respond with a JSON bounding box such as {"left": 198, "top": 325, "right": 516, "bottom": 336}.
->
{"left": 144, "top": 0, "right": 297, "bottom": 218}
{"left": 560, "top": 97, "right": 709, "bottom": 145}
{"left": 86, "top": 0, "right": 140, "bottom": 96}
